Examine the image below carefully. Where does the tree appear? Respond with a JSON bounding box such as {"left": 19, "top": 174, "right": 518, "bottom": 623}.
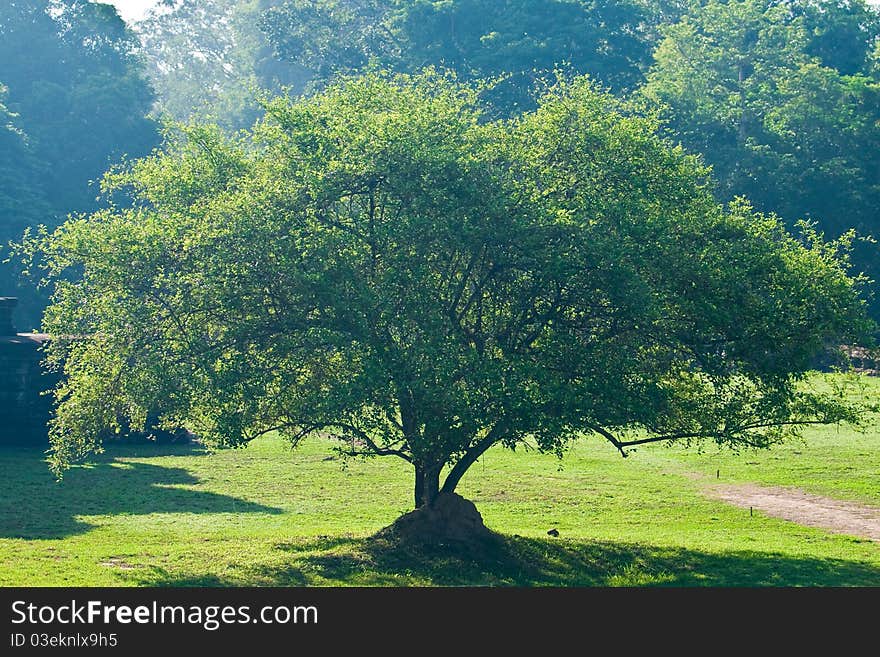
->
{"left": 0, "top": 0, "right": 159, "bottom": 328}
{"left": 0, "top": 83, "right": 50, "bottom": 249}
{"left": 795, "top": 0, "right": 880, "bottom": 76}
{"left": 0, "top": 1, "right": 159, "bottom": 215}
{"left": 35, "top": 73, "right": 871, "bottom": 538}
{"left": 643, "top": 0, "right": 880, "bottom": 317}
{"left": 0, "top": 0, "right": 160, "bottom": 328}
{"left": 136, "top": 0, "right": 308, "bottom": 131}
{"left": 261, "top": 0, "right": 655, "bottom": 113}
{"left": 0, "top": 81, "right": 53, "bottom": 326}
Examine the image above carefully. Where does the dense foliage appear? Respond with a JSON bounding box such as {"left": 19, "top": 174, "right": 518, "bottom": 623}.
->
{"left": 136, "top": 0, "right": 307, "bottom": 130}
{"left": 254, "top": 1, "right": 880, "bottom": 318}
{"left": 0, "top": 0, "right": 159, "bottom": 327}
{"left": 261, "top": 0, "right": 657, "bottom": 112}
{"left": 644, "top": 0, "right": 880, "bottom": 314}
{"left": 5, "top": 1, "right": 880, "bottom": 329}
{"left": 35, "top": 74, "right": 871, "bottom": 511}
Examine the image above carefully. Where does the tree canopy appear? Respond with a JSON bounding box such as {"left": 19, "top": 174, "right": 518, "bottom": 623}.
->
{"left": 136, "top": 0, "right": 308, "bottom": 130}
{"left": 643, "top": 0, "right": 880, "bottom": 315}
{"left": 35, "top": 73, "right": 871, "bottom": 520}
{"left": 0, "top": 84, "right": 50, "bottom": 255}
{"left": 0, "top": 0, "right": 160, "bottom": 327}
{"left": 260, "top": 0, "right": 656, "bottom": 113}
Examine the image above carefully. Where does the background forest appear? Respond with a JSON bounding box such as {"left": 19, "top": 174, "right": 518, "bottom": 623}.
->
{"left": 2, "top": 0, "right": 879, "bottom": 328}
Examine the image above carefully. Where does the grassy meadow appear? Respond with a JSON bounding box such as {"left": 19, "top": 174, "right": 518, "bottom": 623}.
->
{"left": 1, "top": 376, "right": 878, "bottom": 587}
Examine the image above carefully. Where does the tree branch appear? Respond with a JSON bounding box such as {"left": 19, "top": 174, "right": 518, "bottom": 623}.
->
{"left": 270, "top": 419, "right": 413, "bottom": 462}
{"left": 447, "top": 244, "right": 485, "bottom": 319}
{"left": 441, "top": 423, "right": 506, "bottom": 495}
{"left": 334, "top": 421, "right": 413, "bottom": 463}
{"left": 587, "top": 419, "right": 831, "bottom": 457}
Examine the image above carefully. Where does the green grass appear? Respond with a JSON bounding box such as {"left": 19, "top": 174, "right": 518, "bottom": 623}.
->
{"left": 637, "top": 375, "right": 880, "bottom": 506}
{"left": 1, "top": 387, "right": 878, "bottom": 586}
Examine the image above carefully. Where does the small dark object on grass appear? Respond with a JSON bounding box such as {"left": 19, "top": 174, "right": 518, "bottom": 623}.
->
{"left": 547, "top": 528, "right": 559, "bottom": 537}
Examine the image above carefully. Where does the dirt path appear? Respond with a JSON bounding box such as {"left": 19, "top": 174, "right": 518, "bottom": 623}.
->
{"left": 706, "top": 483, "right": 880, "bottom": 542}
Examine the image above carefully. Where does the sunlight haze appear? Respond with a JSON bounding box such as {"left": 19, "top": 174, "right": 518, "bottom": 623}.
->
{"left": 100, "top": 0, "right": 880, "bottom": 24}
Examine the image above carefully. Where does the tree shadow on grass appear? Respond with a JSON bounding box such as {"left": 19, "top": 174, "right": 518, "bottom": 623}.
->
{"left": 299, "top": 534, "right": 880, "bottom": 586}
{"left": 0, "top": 447, "right": 280, "bottom": 540}
{"left": 131, "top": 565, "right": 312, "bottom": 587}
{"left": 303, "top": 534, "right": 880, "bottom": 586}
{"left": 137, "top": 533, "right": 880, "bottom": 587}
{"left": 124, "top": 536, "right": 358, "bottom": 587}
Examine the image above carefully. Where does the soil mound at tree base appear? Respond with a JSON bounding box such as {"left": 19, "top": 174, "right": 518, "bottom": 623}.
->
{"left": 379, "top": 492, "right": 493, "bottom": 545}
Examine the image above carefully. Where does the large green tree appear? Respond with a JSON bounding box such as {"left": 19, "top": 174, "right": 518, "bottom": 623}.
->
{"left": 35, "top": 73, "right": 871, "bottom": 535}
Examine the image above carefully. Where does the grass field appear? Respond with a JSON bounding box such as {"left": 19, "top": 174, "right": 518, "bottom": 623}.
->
{"left": 1, "top": 378, "right": 878, "bottom": 586}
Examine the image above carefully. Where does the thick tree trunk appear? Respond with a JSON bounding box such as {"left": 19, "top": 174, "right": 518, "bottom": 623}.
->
{"left": 379, "top": 456, "right": 493, "bottom": 544}
{"left": 386, "top": 432, "right": 506, "bottom": 543}
{"left": 413, "top": 463, "right": 440, "bottom": 508}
